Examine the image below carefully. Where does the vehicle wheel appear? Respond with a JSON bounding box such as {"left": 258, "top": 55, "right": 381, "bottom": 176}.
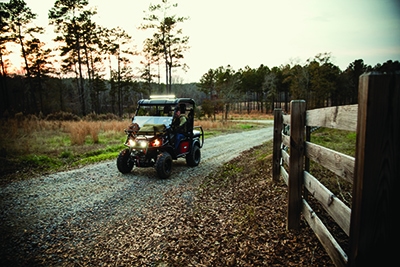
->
{"left": 155, "top": 152, "right": 173, "bottom": 179}
{"left": 186, "top": 144, "right": 201, "bottom": 167}
{"left": 117, "top": 149, "right": 134, "bottom": 174}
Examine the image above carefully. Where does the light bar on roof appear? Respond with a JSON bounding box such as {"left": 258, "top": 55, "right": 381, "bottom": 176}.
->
{"left": 150, "top": 95, "right": 176, "bottom": 99}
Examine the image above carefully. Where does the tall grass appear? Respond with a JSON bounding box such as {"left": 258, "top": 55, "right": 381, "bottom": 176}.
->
{"left": 0, "top": 118, "right": 127, "bottom": 155}
{"left": 64, "top": 121, "right": 103, "bottom": 145}
{"left": 1, "top": 113, "right": 268, "bottom": 155}
{"left": 0, "top": 117, "right": 129, "bottom": 182}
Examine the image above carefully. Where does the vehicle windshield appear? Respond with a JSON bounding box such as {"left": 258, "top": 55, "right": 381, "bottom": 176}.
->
{"left": 133, "top": 116, "right": 173, "bottom": 127}
{"left": 133, "top": 104, "right": 175, "bottom": 127}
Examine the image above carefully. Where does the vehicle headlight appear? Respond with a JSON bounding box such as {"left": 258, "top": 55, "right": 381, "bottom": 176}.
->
{"left": 140, "top": 141, "right": 147, "bottom": 148}
{"left": 126, "top": 138, "right": 149, "bottom": 149}
{"left": 128, "top": 139, "right": 136, "bottom": 147}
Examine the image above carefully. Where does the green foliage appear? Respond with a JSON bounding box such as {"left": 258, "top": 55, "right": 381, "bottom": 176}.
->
{"left": 82, "top": 144, "right": 124, "bottom": 158}
{"left": 239, "top": 124, "right": 253, "bottom": 130}
{"left": 21, "top": 154, "right": 61, "bottom": 168}
{"left": 72, "top": 151, "right": 119, "bottom": 166}
{"left": 201, "top": 100, "right": 212, "bottom": 118}
{"left": 59, "top": 150, "right": 73, "bottom": 159}
{"left": 141, "top": 0, "right": 189, "bottom": 94}
{"left": 49, "top": 0, "right": 100, "bottom": 116}
{"left": 346, "top": 132, "right": 357, "bottom": 142}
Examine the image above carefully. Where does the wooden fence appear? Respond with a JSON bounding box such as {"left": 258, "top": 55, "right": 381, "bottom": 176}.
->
{"left": 272, "top": 72, "right": 399, "bottom": 267}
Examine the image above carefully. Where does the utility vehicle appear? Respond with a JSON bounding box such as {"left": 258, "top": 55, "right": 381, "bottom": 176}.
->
{"left": 117, "top": 95, "right": 204, "bottom": 178}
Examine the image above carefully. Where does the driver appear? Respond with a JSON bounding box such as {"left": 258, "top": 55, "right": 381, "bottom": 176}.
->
{"left": 172, "top": 104, "right": 187, "bottom": 149}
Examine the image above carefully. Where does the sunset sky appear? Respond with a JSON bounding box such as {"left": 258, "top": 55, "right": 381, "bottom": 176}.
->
{"left": 15, "top": 0, "right": 400, "bottom": 82}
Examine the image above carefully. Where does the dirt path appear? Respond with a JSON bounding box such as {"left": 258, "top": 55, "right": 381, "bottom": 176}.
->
{"left": 0, "top": 123, "right": 274, "bottom": 266}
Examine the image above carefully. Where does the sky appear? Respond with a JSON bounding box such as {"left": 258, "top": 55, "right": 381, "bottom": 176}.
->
{"left": 10, "top": 0, "right": 400, "bottom": 82}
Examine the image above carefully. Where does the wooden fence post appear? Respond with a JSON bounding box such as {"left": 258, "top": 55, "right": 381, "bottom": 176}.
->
{"left": 273, "top": 108, "right": 282, "bottom": 182}
{"left": 287, "top": 100, "right": 306, "bottom": 230}
{"left": 348, "top": 72, "right": 400, "bottom": 266}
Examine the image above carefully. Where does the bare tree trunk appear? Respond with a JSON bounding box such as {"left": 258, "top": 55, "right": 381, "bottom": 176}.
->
{"left": 84, "top": 46, "right": 95, "bottom": 114}
{"left": 18, "top": 25, "right": 37, "bottom": 113}
{"left": 0, "top": 52, "right": 10, "bottom": 113}
{"left": 163, "top": 30, "right": 169, "bottom": 94}
{"left": 74, "top": 24, "right": 86, "bottom": 116}
{"left": 224, "top": 103, "right": 230, "bottom": 121}
{"left": 36, "top": 66, "right": 43, "bottom": 112}
{"left": 117, "top": 54, "right": 122, "bottom": 117}
{"left": 57, "top": 74, "right": 64, "bottom": 112}
{"left": 168, "top": 62, "right": 172, "bottom": 93}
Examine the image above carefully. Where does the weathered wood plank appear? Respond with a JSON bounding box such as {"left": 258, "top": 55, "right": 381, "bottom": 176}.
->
{"left": 304, "top": 127, "right": 311, "bottom": 201}
{"left": 306, "top": 104, "right": 358, "bottom": 131}
{"left": 273, "top": 109, "right": 283, "bottom": 182}
{"left": 302, "top": 199, "right": 348, "bottom": 267}
{"left": 283, "top": 114, "right": 290, "bottom": 125}
{"left": 304, "top": 171, "right": 351, "bottom": 236}
{"left": 282, "top": 133, "right": 290, "bottom": 147}
{"left": 349, "top": 73, "right": 400, "bottom": 267}
{"left": 287, "top": 100, "right": 305, "bottom": 230}
{"left": 281, "top": 149, "right": 290, "bottom": 167}
{"left": 281, "top": 166, "right": 289, "bottom": 185}
{"left": 305, "top": 141, "right": 355, "bottom": 184}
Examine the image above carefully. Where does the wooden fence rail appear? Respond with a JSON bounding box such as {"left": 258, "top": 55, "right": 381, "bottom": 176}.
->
{"left": 272, "top": 72, "right": 399, "bottom": 267}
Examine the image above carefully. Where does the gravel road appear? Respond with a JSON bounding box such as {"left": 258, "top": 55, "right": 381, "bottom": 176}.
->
{"left": 0, "top": 122, "right": 273, "bottom": 265}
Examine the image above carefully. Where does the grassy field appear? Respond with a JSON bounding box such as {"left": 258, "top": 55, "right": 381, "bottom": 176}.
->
{"left": 0, "top": 113, "right": 270, "bottom": 184}
{"left": 0, "top": 111, "right": 355, "bottom": 194}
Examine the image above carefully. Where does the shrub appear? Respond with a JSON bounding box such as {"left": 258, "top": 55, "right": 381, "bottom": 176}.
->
{"left": 83, "top": 112, "right": 99, "bottom": 121}
{"left": 21, "top": 154, "right": 60, "bottom": 168}
{"left": 98, "top": 113, "right": 120, "bottom": 121}
{"left": 46, "top": 111, "right": 80, "bottom": 121}
{"left": 14, "top": 112, "right": 24, "bottom": 121}
{"left": 84, "top": 112, "right": 120, "bottom": 121}
{"left": 60, "top": 150, "right": 73, "bottom": 159}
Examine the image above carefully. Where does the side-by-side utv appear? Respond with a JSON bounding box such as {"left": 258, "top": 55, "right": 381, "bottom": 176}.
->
{"left": 117, "top": 95, "right": 204, "bottom": 178}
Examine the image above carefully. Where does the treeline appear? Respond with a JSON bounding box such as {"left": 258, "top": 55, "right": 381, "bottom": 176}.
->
{"left": 2, "top": 55, "right": 398, "bottom": 119}
{"left": 198, "top": 54, "right": 400, "bottom": 119}
{"left": 1, "top": 76, "right": 204, "bottom": 117}
{"left": 0, "top": 0, "right": 189, "bottom": 117}
{"left": 1, "top": 1, "right": 399, "bottom": 119}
